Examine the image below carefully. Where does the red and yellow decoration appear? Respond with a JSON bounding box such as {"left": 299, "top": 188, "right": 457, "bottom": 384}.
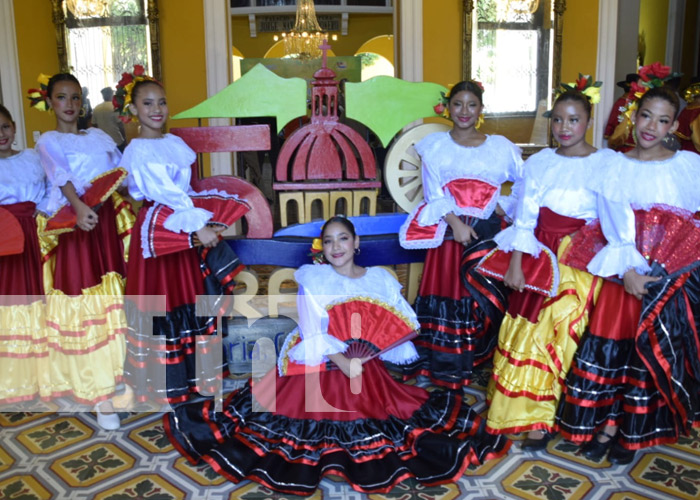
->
{"left": 113, "top": 64, "right": 159, "bottom": 123}
{"left": 26, "top": 73, "right": 52, "bottom": 112}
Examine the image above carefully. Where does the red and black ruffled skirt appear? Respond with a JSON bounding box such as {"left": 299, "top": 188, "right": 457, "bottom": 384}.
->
{"left": 404, "top": 212, "right": 508, "bottom": 389}
{"left": 124, "top": 201, "right": 244, "bottom": 405}
{"left": 165, "top": 358, "right": 510, "bottom": 496}
{"left": 556, "top": 266, "right": 700, "bottom": 449}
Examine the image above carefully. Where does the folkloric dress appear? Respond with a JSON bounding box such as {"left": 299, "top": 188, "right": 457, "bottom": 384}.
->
{"left": 399, "top": 132, "right": 523, "bottom": 389}
{"left": 0, "top": 150, "right": 47, "bottom": 403}
{"left": 485, "top": 148, "right": 616, "bottom": 434}
{"left": 165, "top": 264, "right": 511, "bottom": 496}
{"left": 556, "top": 150, "right": 700, "bottom": 449}
{"left": 122, "top": 134, "right": 244, "bottom": 404}
{"left": 36, "top": 128, "right": 134, "bottom": 404}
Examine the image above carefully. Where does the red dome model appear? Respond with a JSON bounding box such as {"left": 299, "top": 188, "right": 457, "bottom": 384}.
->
{"left": 275, "top": 41, "right": 377, "bottom": 185}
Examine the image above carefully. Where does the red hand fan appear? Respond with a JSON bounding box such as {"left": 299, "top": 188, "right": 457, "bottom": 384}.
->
{"left": 561, "top": 207, "right": 700, "bottom": 277}
{"left": 43, "top": 167, "right": 128, "bottom": 235}
{"left": 143, "top": 193, "right": 250, "bottom": 258}
{"left": 281, "top": 299, "right": 417, "bottom": 376}
{"left": 0, "top": 207, "right": 24, "bottom": 257}
{"left": 475, "top": 246, "right": 559, "bottom": 297}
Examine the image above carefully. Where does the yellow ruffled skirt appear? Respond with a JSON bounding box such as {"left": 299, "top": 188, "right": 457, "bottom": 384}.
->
{"left": 486, "top": 237, "right": 602, "bottom": 433}
{"left": 0, "top": 192, "right": 134, "bottom": 405}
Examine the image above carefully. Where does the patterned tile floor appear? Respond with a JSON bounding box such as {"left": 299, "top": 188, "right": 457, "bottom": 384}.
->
{"left": 1, "top": 370, "right": 699, "bottom": 500}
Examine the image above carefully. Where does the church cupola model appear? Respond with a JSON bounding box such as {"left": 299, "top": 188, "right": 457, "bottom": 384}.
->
{"left": 274, "top": 41, "right": 377, "bottom": 187}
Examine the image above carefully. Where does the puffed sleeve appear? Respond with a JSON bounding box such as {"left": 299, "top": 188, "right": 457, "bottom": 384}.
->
{"left": 287, "top": 285, "right": 348, "bottom": 366}
{"left": 128, "top": 161, "right": 212, "bottom": 234}
{"left": 416, "top": 153, "right": 458, "bottom": 225}
{"left": 497, "top": 140, "right": 524, "bottom": 220}
{"left": 494, "top": 170, "right": 545, "bottom": 256}
{"left": 37, "top": 136, "right": 88, "bottom": 213}
{"left": 586, "top": 195, "right": 650, "bottom": 278}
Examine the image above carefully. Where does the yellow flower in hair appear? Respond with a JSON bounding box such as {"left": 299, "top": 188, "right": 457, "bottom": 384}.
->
{"left": 38, "top": 73, "right": 51, "bottom": 87}
{"left": 581, "top": 86, "right": 601, "bottom": 104}
{"left": 311, "top": 237, "right": 323, "bottom": 251}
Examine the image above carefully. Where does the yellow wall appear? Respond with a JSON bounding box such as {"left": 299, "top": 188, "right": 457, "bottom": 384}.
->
{"left": 231, "top": 13, "right": 393, "bottom": 59}
{"left": 158, "top": 0, "right": 207, "bottom": 130}
{"left": 639, "top": 0, "right": 669, "bottom": 67}
{"left": 422, "top": 0, "right": 463, "bottom": 87}
{"left": 14, "top": 0, "right": 61, "bottom": 146}
{"left": 561, "top": 0, "right": 599, "bottom": 83}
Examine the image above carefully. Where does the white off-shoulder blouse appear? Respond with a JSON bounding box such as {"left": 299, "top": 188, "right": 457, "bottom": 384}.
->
{"left": 415, "top": 132, "right": 524, "bottom": 225}
{"left": 280, "top": 264, "right": 420, "bottom": 371}
{"left": 0, "top": 149, "right": 46, "bottom": 205}
{"left": 122, "top": 134, "right": 212, "bottom": 234}
{"left": 36, "top": 128, "right": 120, "bottom": 214}
{"left": 587, "top": 150, "right": 700, "bottom": 278}
{"left": 494, "top": 147, "right": 617, "bottom": 256}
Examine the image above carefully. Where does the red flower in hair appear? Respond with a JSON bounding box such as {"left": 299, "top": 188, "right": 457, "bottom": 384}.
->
{"left": 118, "top": 72, "right": 134, "bottom": 88}
{"left": 473, "top": 80, "right": 485, "bottom": 92}
{"left": 433, "top": 103, "right": 446, "bottom": 115}
{"left": 630, "top": 81, "right": 647, "bottom": 96}
{"left": 133, "top": 64, "right": 145, "bottom": 77}
{"left": 638, "top": 62, "right": 670, "bottom": 82}
{"left": 575, "top": 75, "right": 590, "bottom": 91}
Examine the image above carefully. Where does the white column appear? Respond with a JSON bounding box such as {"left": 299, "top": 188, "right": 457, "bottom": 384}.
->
{"left": 399, "top": 0, "right": 422, "bottom": 82}
{"left": 0, "top": 0, "right": 26, "bottom": 149}
{"left": 203, "top": 0, "right": 234, "bottom": 175}
{"left": 594, "top": 0, "right": 619, "bottom": 149}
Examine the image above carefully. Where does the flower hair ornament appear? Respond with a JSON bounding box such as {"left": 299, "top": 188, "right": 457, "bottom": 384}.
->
{"left": 434, "top": 80, "right": 485, "bottom": 128}
{"left": 113, "top": 64, "right": 159, "bottom": 123}
{"left": 608, "top": 62, "right": 682, "bottom": 148}
{"left": 308, "top": 237, "right": 326, "bottom": 265}
{"left": 26, "top": 73, "right": 52, "bottom": 112}
{"left": 542, "top": 74, "right": 602, "bottom": 117}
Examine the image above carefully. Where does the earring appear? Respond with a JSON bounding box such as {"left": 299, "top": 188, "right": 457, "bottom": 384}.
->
{"left": 475, "top": 113, "right": 485, "bottom": 129}
{"left": 354, "top": 247, "right": 361, "bottom": 255}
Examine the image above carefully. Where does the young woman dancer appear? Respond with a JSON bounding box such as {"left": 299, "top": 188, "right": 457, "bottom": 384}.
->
{"left": 35, "top": 73, "right": 134, "bottom": 429}
{"left": 557, "top": 85, "right": 700, "bottom": 464}
{"left": 0, "top": 105, "right": 47, "bottom": 405}
{"left": 399, "top": 80, "right": 523, "bottom": 389}
{"left": 118, "top": 70, "right": 245, "bottom": 405}
{"left": 165, "top": 216, "right": 511, "bottom": 496}
{"left": 483, "top": 80, "right": 614, "bottom": 449}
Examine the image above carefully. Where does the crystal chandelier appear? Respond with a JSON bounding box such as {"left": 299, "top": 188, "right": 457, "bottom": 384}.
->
{"left": 274, "top": 0, "right": 337, "bottom": 59}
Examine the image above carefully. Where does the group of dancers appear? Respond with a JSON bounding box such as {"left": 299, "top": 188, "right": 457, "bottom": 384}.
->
{"left": 1, "top": 62, "right": 699, "bottom": 496}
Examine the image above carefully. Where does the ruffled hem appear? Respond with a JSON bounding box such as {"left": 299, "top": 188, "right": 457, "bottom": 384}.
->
{"left": 587, "top": 243, "right": 651, "bottom": 278}
{"left": 494, "top": 226, "right": 543, "bottom": 256}
{"left": 163, "top": 207, "right": 213, "bottom": 234}
{"left": 416, "top": 197, "right": 456, "bottom": 226}
{"left": 165, "top": 363, "right": 510, "bottom": 496}
{"left": 379, "top": 341, "right": 419, "bottom": 364}
{"left": 288, "top": 332, "right": 348, "bottom": 366}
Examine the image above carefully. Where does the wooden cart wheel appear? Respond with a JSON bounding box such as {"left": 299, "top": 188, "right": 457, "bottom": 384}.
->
{"left": 383, "top": 123, "right": 450, "bottom": 213}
